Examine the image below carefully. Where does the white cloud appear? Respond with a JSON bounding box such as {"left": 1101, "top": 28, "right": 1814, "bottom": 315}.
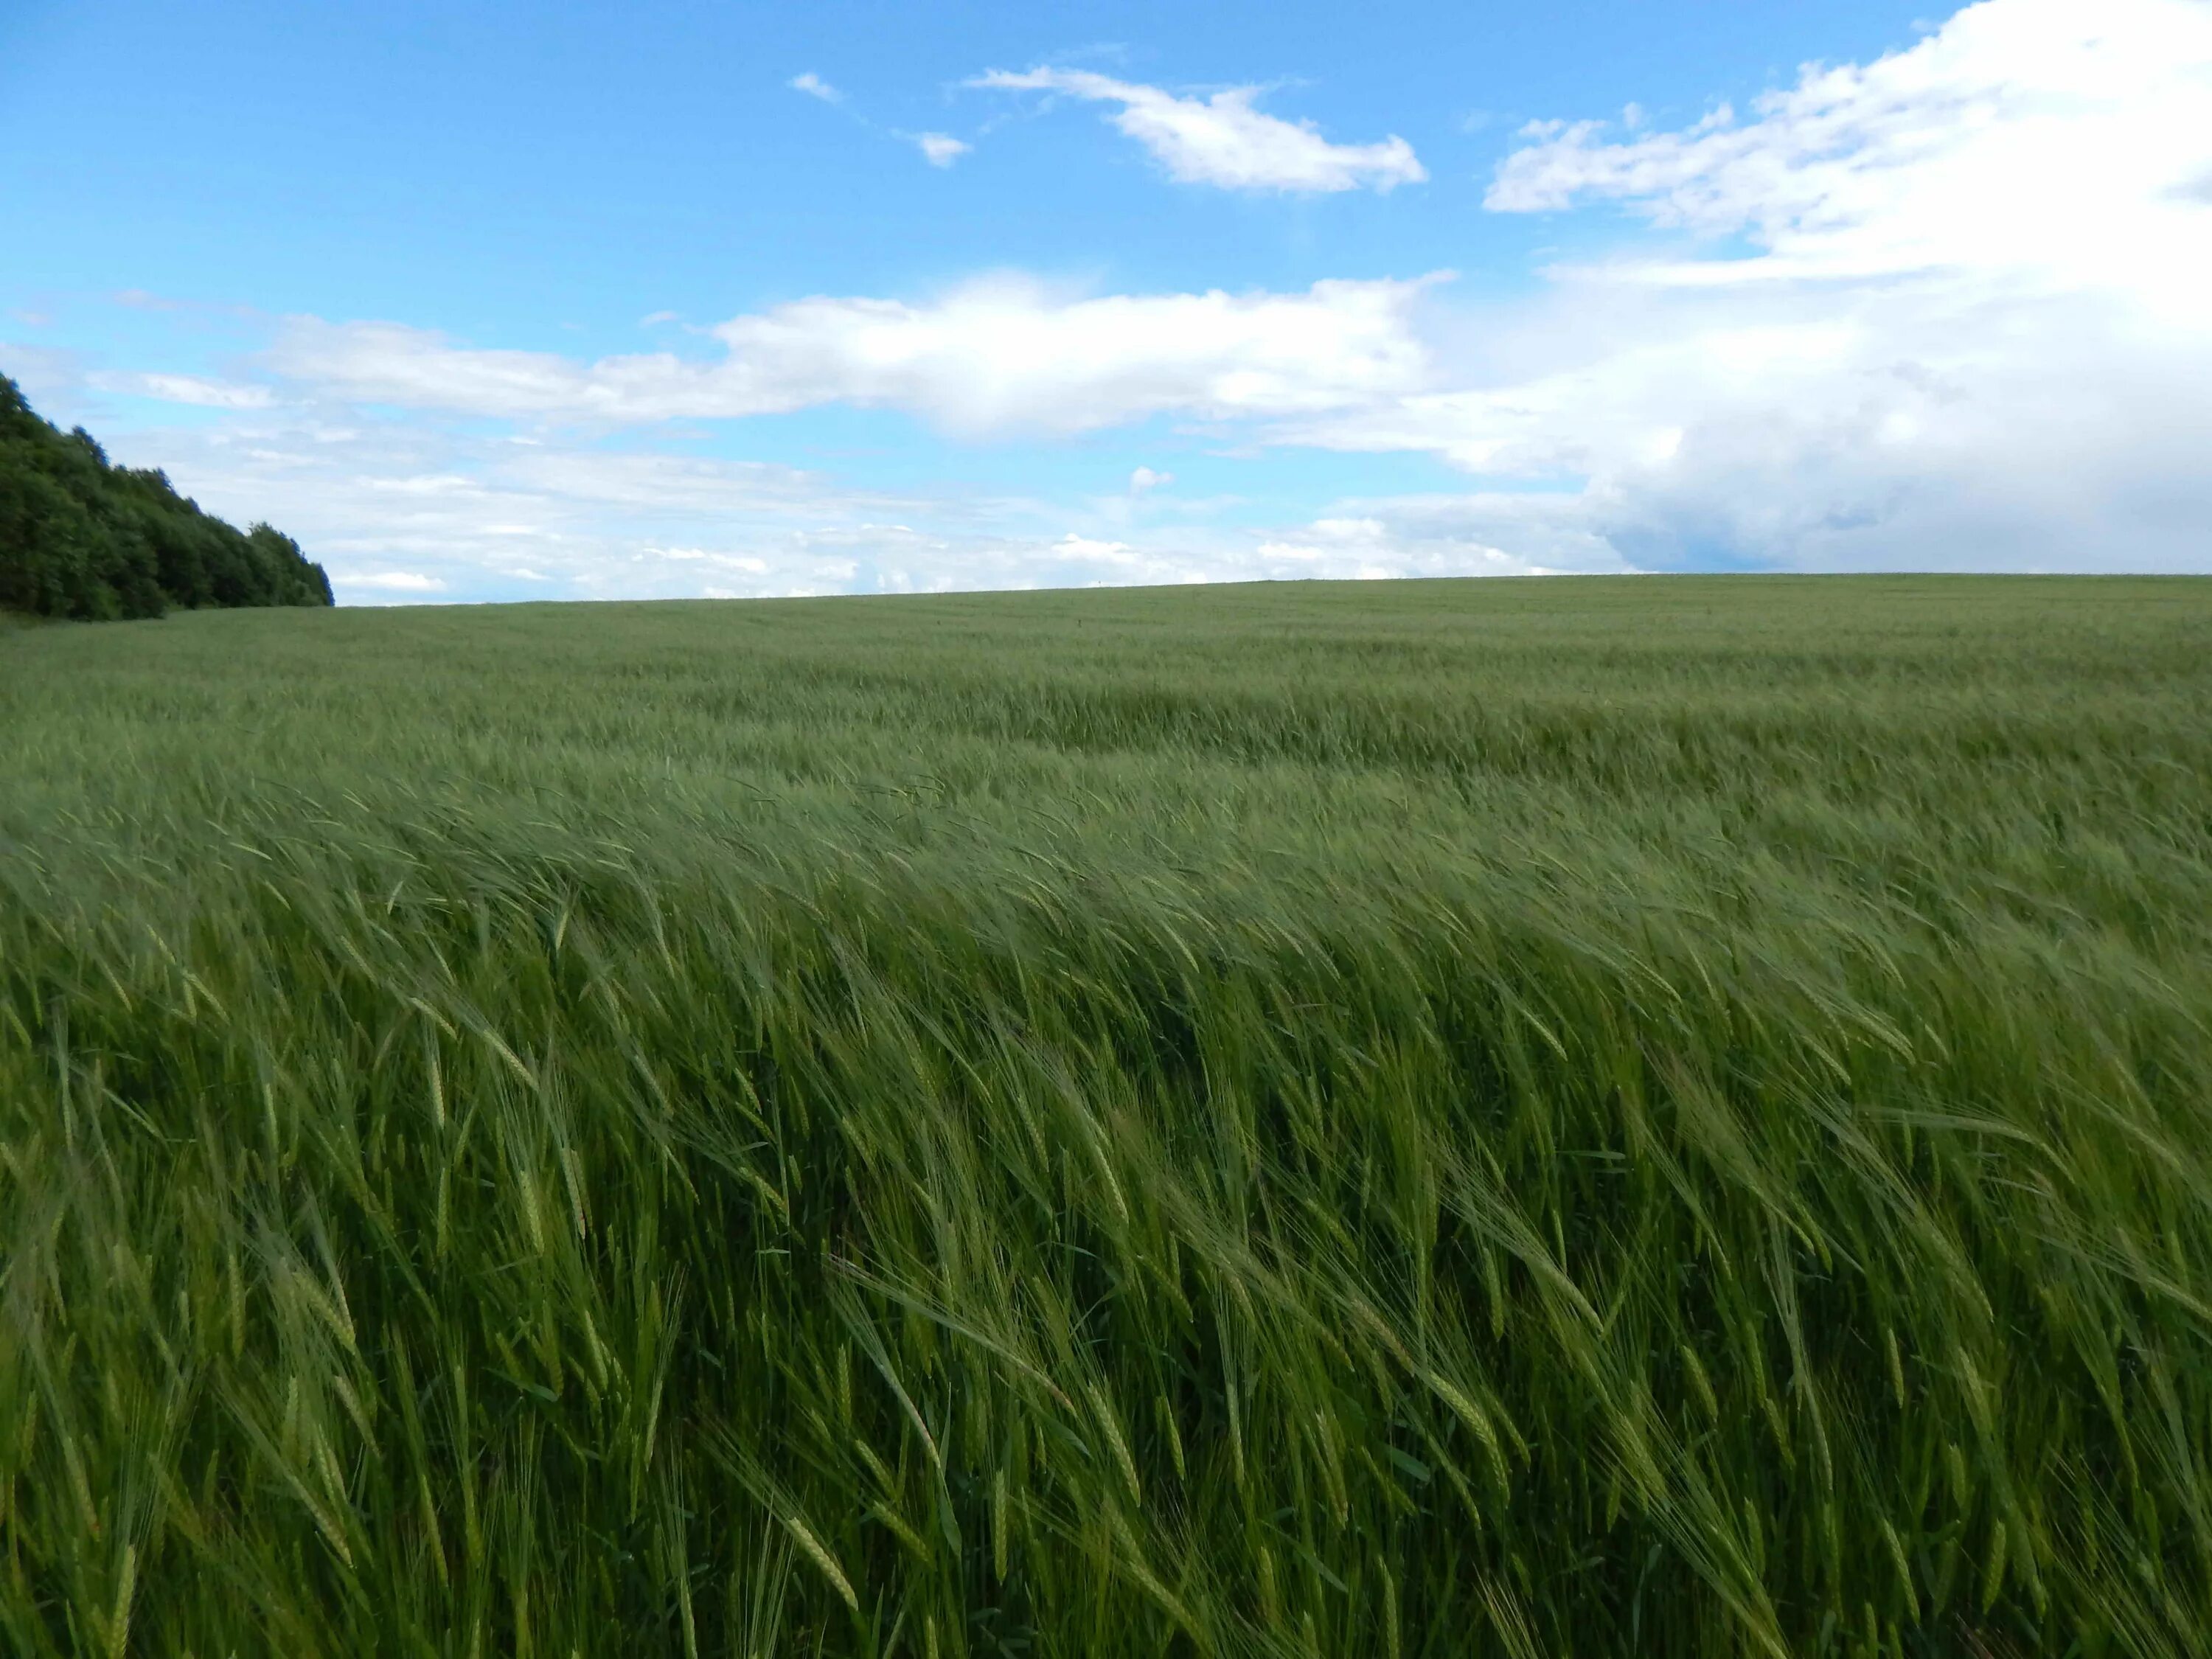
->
{"left": 1250, "top": 507, "right": 1596, "bottom": 579}
{"left": 94, "top": 372, "right": 276, "bottom": 410}
{"left": 1279, "top": 0, "right": 2212, "bottom": 571}
{"left": 1486, "top": 0, "right": 2212, "bottom": 316}
{"left": 338, "top": 571, "right": 446, "bottom": 592}
{"left": 968, "top": 67, "right": 1425, "bottom": 193}
{"left": 266, "top": 274, "right": 1439, "bottom": 434}
{"left": 79, "top": 0, "right": 2212, "bottom": 588}
{"left": 914, "top": 132, "right": 971, "bottom": 167}
{"left": 0, "top": 344, "right": 88, "bottom": 407}
{"left": 76, "top": 408, "right": 1025, "bottom": 602}
{"left": 1052, "top": 532, "right": 1137, "bottom": 564}
{"left": 81, "top": 395, "right": 1597, "bottom": 605}
{"left": 641, "top": 546, "right": 771, "bottom": 572}
{"left": 788, "top": 72, "right": 842, "bottom": 103}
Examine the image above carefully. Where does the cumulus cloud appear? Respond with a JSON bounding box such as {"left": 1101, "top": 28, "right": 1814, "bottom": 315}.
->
{"left": 913, "top": 132, "right": 971, "bottom": 167}
{"left": 1487, "top": 0, "right": 2212, "bottom": 313}
{"left": 267, "top": 274, "right": 1439, "bottom": 434}
{"left": 1281, "top": 0, "right": 2212, "bottom": 571}
{"left": 788, "top": 72, "right": 842, "bottom": 103}
{"left": 1128, "top": 466, "right": 1173, "bottom": 494}
{"left": 968, "top": 67, "right": 1425, "bottom": 192}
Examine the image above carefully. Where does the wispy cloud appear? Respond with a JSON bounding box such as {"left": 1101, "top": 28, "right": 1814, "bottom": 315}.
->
{"left": 790, "top": 72, "right": 972, "bottom": 173}
{"left": 78, "top": 395, "right": 1603, "bottom": 606}
{"left": 0, "top": 344, "right": 88, "bottom": 407}
{"left": 968, "top": 67, "right": 1425, "bottom": 193}
{"left": 93, "top": 371, "right": 276, "bottom": 410}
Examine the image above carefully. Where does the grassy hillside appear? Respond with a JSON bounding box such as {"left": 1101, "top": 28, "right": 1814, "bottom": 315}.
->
{"left": 4, "top": 577, "right": 2210, "bottom": 1658}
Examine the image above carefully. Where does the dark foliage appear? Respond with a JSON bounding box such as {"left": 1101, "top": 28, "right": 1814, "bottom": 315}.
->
{"left": 0, "top": 373, "right": 333, "bottom": 619}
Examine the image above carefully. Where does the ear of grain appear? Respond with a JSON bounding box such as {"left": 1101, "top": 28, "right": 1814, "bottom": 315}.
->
{"left": 4, "top": 577, "right": 2208, "bottom": 1655}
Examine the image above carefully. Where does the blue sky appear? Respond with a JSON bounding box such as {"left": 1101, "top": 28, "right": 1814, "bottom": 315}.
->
{"left": 5, "top": 0, "right": 2210, "bottom": 602}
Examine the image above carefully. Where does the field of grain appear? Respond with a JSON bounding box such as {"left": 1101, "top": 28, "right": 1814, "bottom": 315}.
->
{"left": 4, "top": 576, "right": 2211, "bottom": 1657}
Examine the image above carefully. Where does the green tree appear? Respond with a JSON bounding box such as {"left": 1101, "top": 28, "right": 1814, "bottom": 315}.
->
{"left": 0, "top": 372, "right": 333, "bottom": 619}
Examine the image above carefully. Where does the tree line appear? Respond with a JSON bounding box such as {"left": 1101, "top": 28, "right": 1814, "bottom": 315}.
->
{"left": 1, "top": 372, "right": 333, "bottom": 619}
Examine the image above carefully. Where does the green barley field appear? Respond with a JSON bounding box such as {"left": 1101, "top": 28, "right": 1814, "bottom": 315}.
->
{"left": 4, "top": 575, "right": 2211, "bottom": 1658}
